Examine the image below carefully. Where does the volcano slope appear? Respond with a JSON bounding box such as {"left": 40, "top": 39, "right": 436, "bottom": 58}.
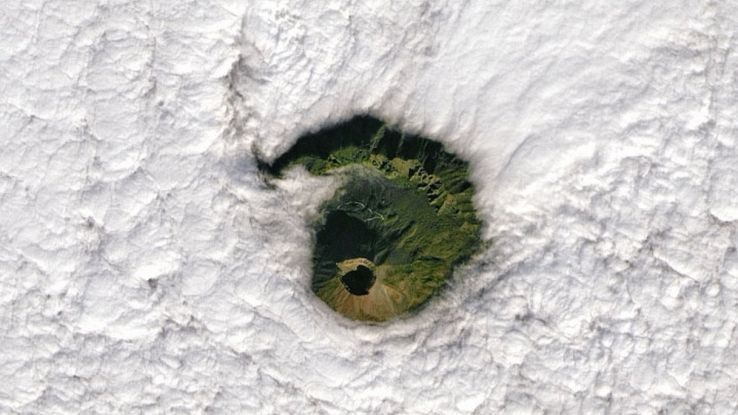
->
{"left": 263, "top": 116, "right": 482, "bottom": 321}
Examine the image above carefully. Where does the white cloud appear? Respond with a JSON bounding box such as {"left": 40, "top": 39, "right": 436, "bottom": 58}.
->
{"left": 0, "top": 0, "right": 737, "bottom": 413}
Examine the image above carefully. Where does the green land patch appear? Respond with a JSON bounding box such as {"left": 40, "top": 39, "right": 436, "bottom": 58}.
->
{"left": 263, "top": 116, "right": 482, "bottom": 322}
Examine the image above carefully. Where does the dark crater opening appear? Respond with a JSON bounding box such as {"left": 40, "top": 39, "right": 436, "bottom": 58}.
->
{"left": 341, "top": 265, "right": 375, "bottom": 296}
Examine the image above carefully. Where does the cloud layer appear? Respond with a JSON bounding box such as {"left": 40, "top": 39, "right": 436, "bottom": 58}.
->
{"left": 1, "top": 0, "right": 737, "bottom": 413}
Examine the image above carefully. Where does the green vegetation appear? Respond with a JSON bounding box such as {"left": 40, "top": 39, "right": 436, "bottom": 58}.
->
{"left": 263, "top": 116, "right": 481, "bottom": 321}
